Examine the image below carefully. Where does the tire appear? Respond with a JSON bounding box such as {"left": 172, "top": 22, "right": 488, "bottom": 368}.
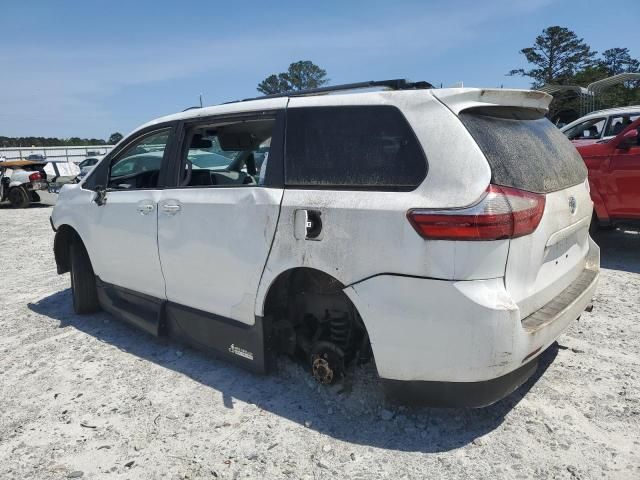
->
{"left": 31, "top": 191, "right": 41, "bottom": 202}
{"left": 589, "top": 213, "right": 598, "bottom": 236}
{"left": 70, "top": 240, "right": 100, "bottom": 314}
{"left": 589, "top": 212, "right": 615, "bottom": 236}
{"left": 8, "top": 187, "right": 30, "bottom": 208}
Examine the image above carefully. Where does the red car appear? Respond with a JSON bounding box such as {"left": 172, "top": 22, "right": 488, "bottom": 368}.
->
{"left": 575, "top": 117, "right": 640, "bottom": 231}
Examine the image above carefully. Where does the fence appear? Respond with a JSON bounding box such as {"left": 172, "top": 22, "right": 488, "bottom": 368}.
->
{"left": 0, "top": 145, "right": 115, "bottom": 163}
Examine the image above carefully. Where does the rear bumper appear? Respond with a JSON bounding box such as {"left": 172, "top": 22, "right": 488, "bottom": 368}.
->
{"left": 381, "top": 358, "right": 539, "bottom": 408}
{"left": 344, "top": 237, "right": 600, "bottom": 407}
{"left": 26, "top": 181, "right": 49, "bottom": 191}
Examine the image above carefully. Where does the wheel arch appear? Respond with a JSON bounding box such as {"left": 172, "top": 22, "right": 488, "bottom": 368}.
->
{"left": 260, "top": 267, "right": 347, "bottom": 319}
{"left": 260, "top": 267, "right": 374, "bottom": 363}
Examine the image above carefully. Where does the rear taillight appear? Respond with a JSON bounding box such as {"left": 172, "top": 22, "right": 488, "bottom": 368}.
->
{"left": 29, "top": 172, "right": 42, "bottom": 182}
{"left": 407, "top": 185, "right": 545, "bottom": 241}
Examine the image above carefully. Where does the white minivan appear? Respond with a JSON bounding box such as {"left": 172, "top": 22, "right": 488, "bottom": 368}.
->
{"left": 51, "top": 80, "right": 599, "bottom": 407}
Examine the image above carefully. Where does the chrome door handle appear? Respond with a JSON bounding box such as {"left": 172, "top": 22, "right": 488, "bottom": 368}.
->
{"left": 161, "top": 203, "right": 181, "bottom": 215}
{"left": 136, "top": 202, "right": 155, "bottom": 215}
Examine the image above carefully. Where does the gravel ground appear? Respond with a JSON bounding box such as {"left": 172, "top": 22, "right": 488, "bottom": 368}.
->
{"left": 0, "top": 196, "right": 639, "bottom": 480}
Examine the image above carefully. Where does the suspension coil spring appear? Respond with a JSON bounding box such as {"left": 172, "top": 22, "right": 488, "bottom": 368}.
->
{"left": 328, "top": 312, "right": 351, "bottom": 350}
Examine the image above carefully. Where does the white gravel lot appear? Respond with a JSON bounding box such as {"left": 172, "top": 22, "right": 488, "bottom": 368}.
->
{"left": 0, "top": 195, "right": 639, "bottom": 480}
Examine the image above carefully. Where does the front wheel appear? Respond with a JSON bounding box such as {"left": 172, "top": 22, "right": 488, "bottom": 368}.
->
{"left": 70, "top": 241, "right": 100, "bottom": 314}
{"left": 8, "top": 187, "right": 30, "bottom": 208}
{"left": 589, "top": 213, "right": 598, "bottom": 236}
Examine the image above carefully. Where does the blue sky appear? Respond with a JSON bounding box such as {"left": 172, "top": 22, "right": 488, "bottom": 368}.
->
{"left": 0, "top": 0, "right": 637, "bottom": 139}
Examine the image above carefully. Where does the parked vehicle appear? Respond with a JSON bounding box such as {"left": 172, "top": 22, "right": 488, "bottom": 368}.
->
{"left": 562, "top": 106, "right": 640, "bottom": 146}
{"left": 44, "top": 161, "right": 82, "bottom": 192}
{"left": 575, "top": 117, "right": 640, "bottom": 231}
{"left": 77, "top": 156, "right": 103, "bottom": 179}
{"left": 0, "top": 160, "right": 49, "bottom": 207}
{"left": 51, "top": 80, "right": 600, "bottom": 407}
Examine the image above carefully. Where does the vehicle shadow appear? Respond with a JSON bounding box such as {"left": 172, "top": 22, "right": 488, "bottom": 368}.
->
{"left": 592, "top": 227, "right": 640, "bottom": 274}
{"left": 29, "top": 289, "right": 558, "bottom": 454}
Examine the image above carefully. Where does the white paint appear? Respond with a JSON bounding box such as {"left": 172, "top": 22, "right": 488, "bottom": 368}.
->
{"left": 345, "top": 237, "right": 599, "bottom": 382}
{"left": 52, "top": 185, "right": 166, "bottom": 299}
{"left": 51, "top": 86, "right": 602, "bottom": 387}
{"left": 504, "top": 182, "right": 594, "bottom": 319}
{"left": 156, "top": 187, "right": 283, "bottom": 325}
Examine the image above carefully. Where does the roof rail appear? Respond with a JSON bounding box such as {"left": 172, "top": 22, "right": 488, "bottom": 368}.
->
{"left": 238, "top": 78, "right": 433, "bottom": 103}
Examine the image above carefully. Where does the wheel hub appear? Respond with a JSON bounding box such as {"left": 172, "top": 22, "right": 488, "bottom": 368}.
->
{"left": 312, "top": 355, "right": 334, "bottom": 384}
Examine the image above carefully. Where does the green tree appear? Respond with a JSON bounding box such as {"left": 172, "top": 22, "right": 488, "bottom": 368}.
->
{"left": 108, "top": 132, "right": 124, "bottom": 144}
{"left": 0, "top": 136, "right": 108, "bottom": 147}
{"left": 599, "top": 48, "right": 640, "bottom": 75}
{"left": 257, "top": 60, "right": 329, "bottom": 95}
{"left": 508, "top": 26, "right": 597, "bottom": 88}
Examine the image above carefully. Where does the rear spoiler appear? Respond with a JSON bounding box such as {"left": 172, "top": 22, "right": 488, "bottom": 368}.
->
{"left": 431, "top": 88, "right": 552, "bottom": 115}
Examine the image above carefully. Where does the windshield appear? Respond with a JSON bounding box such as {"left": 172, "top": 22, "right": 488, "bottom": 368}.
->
{"left": 188, "top": 149, "right": 238, "bottom": 170}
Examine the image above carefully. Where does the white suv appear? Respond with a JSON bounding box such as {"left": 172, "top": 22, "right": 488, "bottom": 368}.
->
{"left": 51, "top": 80, "right": 600, "bottom": 407}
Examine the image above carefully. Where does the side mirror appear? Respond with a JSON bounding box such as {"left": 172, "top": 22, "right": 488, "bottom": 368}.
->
{"left": 617, "top": 129, "right": 639, "bottom": 150}
{"left": 94, "top": 185, "right": 107, "bottom": 206}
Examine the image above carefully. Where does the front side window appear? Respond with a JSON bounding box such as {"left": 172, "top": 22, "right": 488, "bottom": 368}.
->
{"left": 180, "top": 119, "right": 275, "bottom": 187}
{"left": 564, "top": 118, "right": 606, "bottom": 140}
{"left": 285, "top": 106, "right": 427, "bottom": 189}
{"left": 108, "top": 130, "right": 170, "bottom": 189}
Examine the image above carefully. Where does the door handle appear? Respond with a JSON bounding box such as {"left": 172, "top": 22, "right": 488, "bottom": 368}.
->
{"left": 161, "top": 203, "right": 182, "bottom": 215}
{"left": 136, "top": 201, "right": 155, "bottom": 215}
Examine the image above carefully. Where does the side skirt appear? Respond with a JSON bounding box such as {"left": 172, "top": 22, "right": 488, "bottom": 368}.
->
{"left": 95, "top": 277, "right": 272, "bottom": 374}
{"left": 96, "top": 278, "right": 163, "bottom": 336}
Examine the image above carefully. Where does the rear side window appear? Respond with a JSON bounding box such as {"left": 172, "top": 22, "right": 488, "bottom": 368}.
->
{"left": 285, "top": 106, "right": 427, "bottom": 189}
{"left": 459, "top": 111, "right": 587, "bottom": 194}
{"left": 604, "top": 113, "right": 640, "bottom": 137}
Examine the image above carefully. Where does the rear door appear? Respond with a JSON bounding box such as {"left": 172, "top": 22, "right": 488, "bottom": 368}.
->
{"left": 156, "top": 110, "right": 286, "bottom": 326}
{"left": 434, "top": 89, "right": 591, "bottom": 318}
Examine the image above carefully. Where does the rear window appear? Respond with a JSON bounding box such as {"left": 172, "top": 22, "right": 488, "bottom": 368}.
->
{"left": 285, "top": 106, "right": 427, "bottom": 190}
{"left": 459, "top": 111, "right": 587, "bottom": 194}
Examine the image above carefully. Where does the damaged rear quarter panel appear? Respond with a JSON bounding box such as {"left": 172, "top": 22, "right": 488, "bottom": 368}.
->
{"left": 255, "top": 93, "right": 498, "bottom": 317}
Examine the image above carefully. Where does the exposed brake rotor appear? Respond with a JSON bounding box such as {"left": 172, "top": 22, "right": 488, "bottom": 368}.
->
{"left": 310, "top": 341, "right": 344, "bottom": 385}
{"left": 312, "top": 356, "right": 334, "bottom": 384}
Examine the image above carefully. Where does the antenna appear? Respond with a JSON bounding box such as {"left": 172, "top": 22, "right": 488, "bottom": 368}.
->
{"left": 199, "top": 94, "right": 204, "bottom": 108}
